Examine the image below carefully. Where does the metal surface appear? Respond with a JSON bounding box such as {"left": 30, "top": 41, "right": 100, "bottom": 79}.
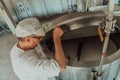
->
{"left": 0, "top": 0, "right": 119, "bottom": 80}
{"left": 7, "top": 0, "right": 78, "bottom": 20}
{"left": 0, "top": 0, "right": 119, "bottom": 20}
{"left": 57, "top": 33, "right": 120, "bottom": 80}
{"left": 46, "top": 32, "right": 120, "bottom": 80}
{"left": 98, "top": 0, "right": 115, "bottom": 77}
{"left": 0, "top": 0, "right": 119, "bottom": 26}
{"left": 0, "top": 0, "right": 16, "bottom": 34}
{"left": 45, "top": 26, "right": 120, "bottom": 68}
{"left": 43, "top": 12, "right": 120, "bottom": 80}
{"left": 98, "top": 33, "right": 110, "bottom": 76}
{"left": 62, "top": 36, "right": 117, "bottom": 63}
{"left": 44, "top": 11, "right": 105, "bottom": 40}
{"left": 58, "top": 60, "right": 120, "bottom": 80}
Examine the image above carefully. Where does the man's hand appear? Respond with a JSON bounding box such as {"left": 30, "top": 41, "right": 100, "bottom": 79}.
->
{"left": 53, "top": 26, "right": 64, "bottom": 39}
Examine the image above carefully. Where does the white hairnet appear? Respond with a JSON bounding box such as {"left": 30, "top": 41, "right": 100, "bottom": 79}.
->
{"left": 16, "top": 18, "right": 45, "bottom": 37}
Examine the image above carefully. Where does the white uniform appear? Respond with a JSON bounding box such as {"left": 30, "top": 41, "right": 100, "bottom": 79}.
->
{"left": 10, "top": 44, "right": 60, "bottom": 80}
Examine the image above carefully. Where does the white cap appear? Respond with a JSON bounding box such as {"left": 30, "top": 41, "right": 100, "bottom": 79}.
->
{"left": 15, "top": 18, "right": 45, "bottom": 37}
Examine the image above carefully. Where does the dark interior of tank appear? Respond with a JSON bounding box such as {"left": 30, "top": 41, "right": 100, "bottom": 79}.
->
{"left": 41, "top": 16, "right": 120, "bottom": 67}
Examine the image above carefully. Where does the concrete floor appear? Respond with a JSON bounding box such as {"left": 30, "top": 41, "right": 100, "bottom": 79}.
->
{"left": 0, "top": 32, "right": 19, "bottom": 80}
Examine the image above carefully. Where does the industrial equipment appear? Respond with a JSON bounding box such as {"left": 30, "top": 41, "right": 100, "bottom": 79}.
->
{"left": 0, "top": 0, "right": 120, "bottom": 80}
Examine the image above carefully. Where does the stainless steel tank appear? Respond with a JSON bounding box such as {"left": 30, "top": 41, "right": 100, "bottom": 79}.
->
{"left": 43, "top": 11, "right": 120, "bottom": 80}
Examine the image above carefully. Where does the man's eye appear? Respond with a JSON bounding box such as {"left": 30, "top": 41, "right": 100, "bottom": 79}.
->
{"left": 37, "top": 38, "right": 41, "bottom": 39}
{"left": 34, "top": 37, "right": 40, "bottom": 39}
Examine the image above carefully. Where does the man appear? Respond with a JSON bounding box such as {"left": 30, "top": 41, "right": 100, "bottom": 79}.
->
{"left": 10, "top": 18, "right": 66, "bottom": 80}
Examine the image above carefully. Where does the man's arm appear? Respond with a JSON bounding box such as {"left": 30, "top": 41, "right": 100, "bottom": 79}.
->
{"left": 53, "top": 26, "right": 66, "bottom": 72}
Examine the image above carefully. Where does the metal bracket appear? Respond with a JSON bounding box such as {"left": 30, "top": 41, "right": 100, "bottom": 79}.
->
{"left": 104, "top": 19, "right": 116, "bottom": 33}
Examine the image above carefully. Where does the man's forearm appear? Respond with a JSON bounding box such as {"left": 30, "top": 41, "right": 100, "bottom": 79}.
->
{"left": 53, "top": 37, "right": 66, "bottom": 72}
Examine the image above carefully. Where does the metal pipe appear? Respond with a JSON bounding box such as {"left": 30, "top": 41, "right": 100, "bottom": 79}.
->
{"left": 0, "top": 0, "right": 16, "bottom": 34}
{"left": 109, "top": 0, "right": 115, "bottom": 13}
{"left": 85, "top": 0, "right": 89, "bottom": 12}
{"left": 97, "top": 0, "right": 115, "bottom": 78}
{"left": 97, "top": 33, "right": 110, "bottom": 76}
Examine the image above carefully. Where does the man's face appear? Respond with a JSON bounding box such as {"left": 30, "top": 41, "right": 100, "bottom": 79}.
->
{"left": 23, "top": 36, "right": 42, "bottom": 49}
